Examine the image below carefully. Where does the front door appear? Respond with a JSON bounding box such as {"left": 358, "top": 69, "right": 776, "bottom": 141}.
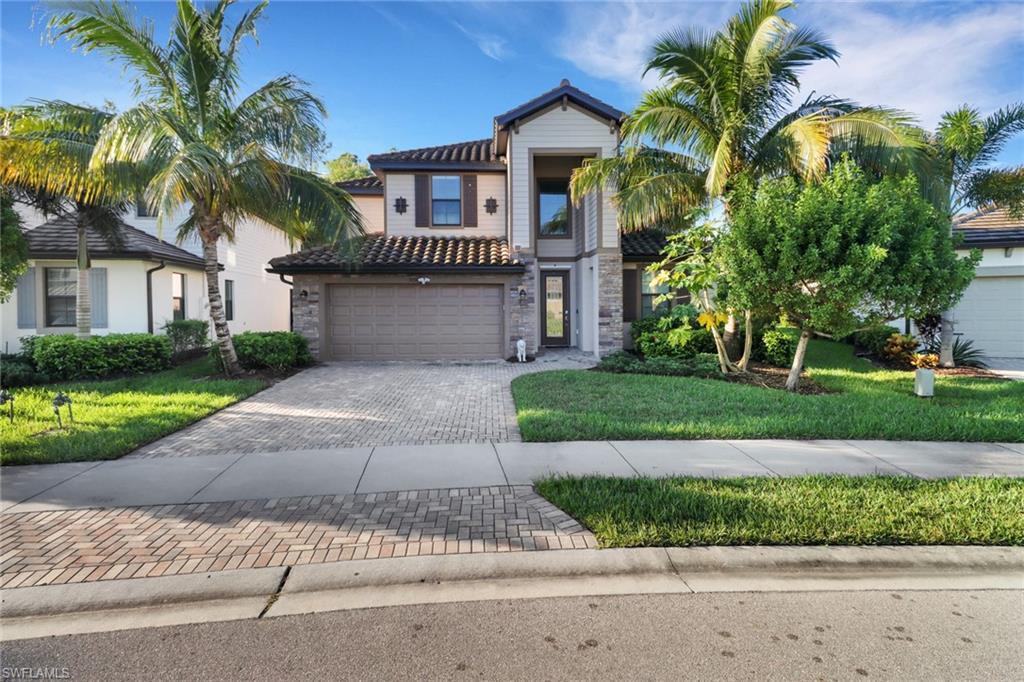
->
{"left": 541, "top": 271, "right": 570, "bottom": 346}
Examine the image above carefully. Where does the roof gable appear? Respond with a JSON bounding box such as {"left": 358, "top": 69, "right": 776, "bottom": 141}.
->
{"left": 494, "top": 80, "right": 625, "bottom": 129}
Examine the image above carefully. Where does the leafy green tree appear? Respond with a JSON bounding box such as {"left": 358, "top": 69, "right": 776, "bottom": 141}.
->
{"left": 45, "top": 0, "right": 362, "bottom": 374}
{"left": 571, "top": 0, "right": 925, "bottom": 368}
{"left": 324, "top": 152, "right": 371, "bottom": 183}
{"left": 1, "top": 104, "right": 132, "bottom": 337}
{"left": 0, "top": 191, "right": 29, "bottom": 303}
{"left": 930, "top": 103, "right": 1024, "bottom": 365}
{"left": 722, "top": 159, "right": 978, "bottom": 390}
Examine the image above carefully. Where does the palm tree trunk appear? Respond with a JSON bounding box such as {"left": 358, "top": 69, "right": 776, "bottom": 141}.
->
{"left": 939, "top": 314, "right": 955, "bottom": 367}
{"left": 200, "top": 233, "right": 241, "bottom": 376}
{"left": 785, "top": 329, "right": 812, "bottom": 391}
{"left": 75, "top": 213, "right": 91, "bottom": 339}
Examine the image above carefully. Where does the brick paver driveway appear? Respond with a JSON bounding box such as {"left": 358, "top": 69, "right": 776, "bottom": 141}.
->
{"left": 133, "top": 353, "right": 594, "bottom": 458}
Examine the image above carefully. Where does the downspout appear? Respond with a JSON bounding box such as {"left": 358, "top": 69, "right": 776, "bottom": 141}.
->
{"left": 278, "top": 273, "right": 294, "bottom": 331}
{"left": 145, "top": 261, "right": 166, "bottom": 334}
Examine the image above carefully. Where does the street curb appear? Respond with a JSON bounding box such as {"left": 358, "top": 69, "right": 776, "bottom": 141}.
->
{"left": 0, "top": 567, "right": 287, "bottom": 619}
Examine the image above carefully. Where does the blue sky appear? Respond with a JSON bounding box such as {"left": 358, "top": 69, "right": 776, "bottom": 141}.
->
{"left": 2, "top": 1, "right": 1022, "bottom": 169}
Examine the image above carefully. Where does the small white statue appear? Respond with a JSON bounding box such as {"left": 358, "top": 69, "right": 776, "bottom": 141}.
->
{"left": 516, "top": 338, "right": 527, "bottom": 363}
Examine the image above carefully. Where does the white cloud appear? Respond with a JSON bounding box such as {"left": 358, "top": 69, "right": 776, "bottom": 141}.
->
{"left": 799, "top": 2, "right": 1024, "bottom": 128}
{"left": 452, "top": 21, "right": 511, "bottom": 61}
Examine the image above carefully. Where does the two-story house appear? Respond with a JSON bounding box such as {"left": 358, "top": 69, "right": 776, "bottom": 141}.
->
{"left": 268, "top": 80, "right": 665, "bottom": 361}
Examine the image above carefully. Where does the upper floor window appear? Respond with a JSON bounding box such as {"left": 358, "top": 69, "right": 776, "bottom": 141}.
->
{"left": 45, "top": 267, "right": 76, "bottom": 327}
{"left": 136, "top": 197, "right": 156, "bottom": 218}
{"left": 172, "top": 273, "right": 186, "bottom": 321}
{"left": 431, "top": 176, "right": 461, "bottom": 226}
{"left": 538, "top": 180, "right": 570, "bottom": 237}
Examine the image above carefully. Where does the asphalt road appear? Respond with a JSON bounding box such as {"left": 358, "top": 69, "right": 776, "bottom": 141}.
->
{"left": 3, "top": 590, "right": 1022, "bottom": 681}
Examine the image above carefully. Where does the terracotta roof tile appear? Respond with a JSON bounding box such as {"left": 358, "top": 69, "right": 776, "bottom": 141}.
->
{"left": 621, "top": 231, "right": 667, "bottom": 261}
{"left": 954, "top": 207, "right": 1024, "bottom": 248}
{"left": 367, "top": 140, "right": 502, "bottom": 171}
{"left": 336, "top": 175, "right": 382, "bottom": 195}
{"left": 268, "top": 234, "right": 522, "bottom": 273}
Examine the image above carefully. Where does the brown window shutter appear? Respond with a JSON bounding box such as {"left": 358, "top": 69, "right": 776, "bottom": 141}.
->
{"left": 414, "top": 174, "right": 430, "bottom": 227}
{"left": 622, "top": 269, "right": 639, "bottom": 322}
{"left": 462, "top": 175, "right": 477, "bottom": 227}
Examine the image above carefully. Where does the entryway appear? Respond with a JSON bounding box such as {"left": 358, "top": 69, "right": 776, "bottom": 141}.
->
{"left": 541, "top": 271, "right": 570, "bottom": 347}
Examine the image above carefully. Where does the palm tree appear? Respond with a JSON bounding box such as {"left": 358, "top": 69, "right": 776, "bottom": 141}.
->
{"left": 928, "top": 104, "right": 1024, "bottom": 367}
{"left": 45, "top": 0, "right": 362, "bottom": 374}
{"left": 571, "top": 0, "right": 926, "bottom": 370}
{"left": 0, "top": 103, "right": 133, "bottom": 339}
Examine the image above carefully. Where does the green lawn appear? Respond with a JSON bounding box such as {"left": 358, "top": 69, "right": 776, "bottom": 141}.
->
{"left": 0, "top": 359, "right": 266, "bottom": 466}
{"left": 512, "top": 339, "right": 1024, "bottom": 442}
{"left": 537, "top": 476, "right": 1024, "bottom": 546}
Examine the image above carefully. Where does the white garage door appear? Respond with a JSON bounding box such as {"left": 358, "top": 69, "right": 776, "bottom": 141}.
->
{"left": 326, "top": 284, "right": 504, "bottom": 360}
{"left": 951, "top": 276, "right": 1024, "bottom": 358}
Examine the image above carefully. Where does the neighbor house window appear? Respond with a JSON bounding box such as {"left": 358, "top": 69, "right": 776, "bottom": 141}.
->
{"left": 431, "top": 175, "right": 461, "bottom": 225}
{"left": 45, "top": 267, "right": 76, "bottom": 327}
{"left": 641, "top": 271, "right": 671, "bottom": 318}
{"left": 136, "top": 196, "right": 156, "bottom": 218}
{"left": 224, "top": 279, "right": 234, "bottom": 321}
{"left": 538, "top": 180, "right": 570, "bottom": 237}
{"left": 172, "top": 272, "right": 186, "bottom": 321}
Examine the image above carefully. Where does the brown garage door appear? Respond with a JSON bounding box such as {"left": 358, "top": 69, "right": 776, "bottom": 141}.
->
{"left": 326, "top": 284, "right": 504, "bottom": 360}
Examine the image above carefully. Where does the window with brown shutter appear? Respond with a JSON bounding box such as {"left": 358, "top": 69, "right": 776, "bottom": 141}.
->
{"left": 462, "top": 175, "right": 477, "bottom": 227}
{"left": 414, "top": 174, "right": 430, "bottom": 227}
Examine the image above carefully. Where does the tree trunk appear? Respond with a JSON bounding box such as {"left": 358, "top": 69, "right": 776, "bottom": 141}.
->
{"left": 736, "top": 309, "right": 753, "bottom": 371}
{"left": 201, "top": 232, "right": 242, "bottom": 376}
{"left": 785, "top": 329, "right": 812, "bottom": 392}
{"left": 722, "top": 313, "right": 740, "bottom": 357}
{"left": 75, "top": 214, "right": 91, "bottom": 339}
{"left": 939, "top": 313, "right": 955, "bottom": 367}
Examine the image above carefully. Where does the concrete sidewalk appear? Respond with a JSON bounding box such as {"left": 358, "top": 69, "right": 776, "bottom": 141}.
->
{"left": 4, "top": 439, "right": 1023, "bottom": 513}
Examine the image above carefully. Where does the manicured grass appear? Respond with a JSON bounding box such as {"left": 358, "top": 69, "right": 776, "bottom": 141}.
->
{"left": 512, "top": 339, "right": 1024, "bottom": 442}
{"left": 0, "top": 359, "right": 266, "bottom": 466}
{"left": 537, "top": 476, "right": 1024, "bottom": 546}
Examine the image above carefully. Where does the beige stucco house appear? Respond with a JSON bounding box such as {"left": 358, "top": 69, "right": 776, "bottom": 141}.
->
{"left": 269, "top": 80, "right": 666, "bottom": 361}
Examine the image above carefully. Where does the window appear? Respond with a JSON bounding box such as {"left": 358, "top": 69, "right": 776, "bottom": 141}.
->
{"left": 224, "top": 279, "right": 234, "bottom": 321}
{"left": 641, "top": 271, "right": 671, "bottom": 318}
{"left": 431, "top": 175, "right": 461, "bottom": 225}
{"left": 136, "top": 196, "right": 156, "bottom": 218}
{"left": 45, "top": 267, "right": 76, "bottom": 327}
{"left": 172, "top": 273, "right": 186, "bottom": 321}
{"left": 538, "top": 180, "right": 570, "bottom": 237}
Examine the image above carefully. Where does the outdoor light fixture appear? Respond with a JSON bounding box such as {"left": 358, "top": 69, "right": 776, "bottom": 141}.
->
{"left": 394, "top": 197, "right": 408, "bottom": 214}
{"left": 299, "top": 289, "right": 309, "bottom": 300}
{"left": 484, "top": 197, "right": 498, "bottom": 214}
{"left": 518, "top": 287, "right": 527, "bottom": 303}
{"left": 52, "top": 392, "right": 73, "bottom": 429}
{"left": 417, "top": 276, "right": 431, "bottom": 285}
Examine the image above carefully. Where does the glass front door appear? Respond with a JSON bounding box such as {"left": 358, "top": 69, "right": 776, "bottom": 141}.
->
{"left": 542, "top": 272, "right": 570, "bottom": 346}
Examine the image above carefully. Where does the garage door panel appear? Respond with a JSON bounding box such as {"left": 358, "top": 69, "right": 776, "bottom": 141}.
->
{"left": 326, "top": 283, "right": 504, "bottom": 360}
{"left": 952, "top": 276, "right": 1024, "bottom": 358}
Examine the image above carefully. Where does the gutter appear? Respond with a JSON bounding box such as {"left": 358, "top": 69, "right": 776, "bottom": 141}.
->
{"left": 145, "top": 261, "right": 166, "bottom": 334}
{"left": 266, "top": 264, "right": 526, "bottom": 276}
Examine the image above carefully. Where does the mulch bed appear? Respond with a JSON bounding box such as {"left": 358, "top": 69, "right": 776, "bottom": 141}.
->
{"left": 721, "top": 362, "right": 832, "bottom": 395}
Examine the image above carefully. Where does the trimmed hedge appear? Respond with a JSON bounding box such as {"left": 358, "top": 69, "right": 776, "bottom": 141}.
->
{"left": 162, "top": 319, "right": 209, "bottom": 357}
{"left": 33, "top": 334, "right": 172, "bottom": 380}
{"left": 598, "top": 351, "right": 720, "bottom": 378}
{"left": 631, "top": 307, "right": 717, "bottom": 359}
{"left": 852, "top": 325, "right": 900, "bottom": 356}
{"left": 212, "top": 331, "right": 312, "bottom": 371}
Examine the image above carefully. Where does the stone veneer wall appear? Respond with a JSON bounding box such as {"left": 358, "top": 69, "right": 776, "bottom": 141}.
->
{"left": 508, "top": 252, "right": 538, "bottom": 355}
{"left": 597, "top": 251, "right": 623, "bottom": 355}
{"left": 291, "top": 275, "right": 321, "bottom": 359}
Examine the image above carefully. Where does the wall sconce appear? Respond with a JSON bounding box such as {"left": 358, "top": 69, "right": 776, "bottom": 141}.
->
{"left": 518, "top": 287, "right": 527, "bottom": 304}
{"left": 394, "top": 197, "right": 408, "bottom": 214}
{"left": 417, "top": 276, "right": 431, "bottom": 285}
{"left": 299, "top": 289, "right": 309, "bottom": 300}
{"left": 484, "top": 197, "right": 498, "bottom": 214}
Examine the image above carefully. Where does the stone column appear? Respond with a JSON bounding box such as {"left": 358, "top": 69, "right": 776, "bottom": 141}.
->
{"left": 508, "top": 251, "right": 537, "bottom": 356}
{"left": 291, "top": 275, "right": 321, "bottom": 359}
{"left": 596, "top": 251, "right": 623, "bottom": 355}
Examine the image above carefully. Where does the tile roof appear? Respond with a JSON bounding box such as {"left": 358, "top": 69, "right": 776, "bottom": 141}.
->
{"left": 367, "top": 139, "right": 503, "bottom": 171}
{"left": 24, "top": 214, "right": 206, "bottom": 268}
{"left": 953, "top": 206, "right": 1024, "bottom": 248}
{"left": 621, "top": 231, "right": 667, "bottom": 261}
{"left": 494, "top": 79, "right": 626, "bottom": 128}
{"left": 336, "top": 175, "right": 383, "bottom": 195}
{"left": 268, "top": 234, "right": 523, "bottom": 273}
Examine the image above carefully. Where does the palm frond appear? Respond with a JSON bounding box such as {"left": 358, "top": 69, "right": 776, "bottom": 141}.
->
{"left": 226, "top": 75, "right": 328, "bottom": 165}
{"left": 623, "top": 86, "right": 719, "bottom": 159}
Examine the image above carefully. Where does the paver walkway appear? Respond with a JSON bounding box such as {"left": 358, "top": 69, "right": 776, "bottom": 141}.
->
{"left": 132, "top": 353, "right": 595, "bottom": 458}
{"left": 0, "top": 487, "right": 594, "bottom": 589}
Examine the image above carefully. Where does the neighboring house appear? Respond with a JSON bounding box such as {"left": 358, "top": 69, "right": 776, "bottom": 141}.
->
{"left": 269, "top": 80, "right": 666, "bottom": 361}
{"left": 1, "top": 203, "right": 294, "bottom": 353}
{"left": 948, "top": 207, "right": 1024, "bottom": 359}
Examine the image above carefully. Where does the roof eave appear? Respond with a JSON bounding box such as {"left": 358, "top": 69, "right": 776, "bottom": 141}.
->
{"left": 266, "top": 263, "right": 525, "bottom": 275}
{"left": 368, "top": 161, "right": 506, "bottom": 173}
{"left": 27, "top": 250, "right": 207, "bottom": 269}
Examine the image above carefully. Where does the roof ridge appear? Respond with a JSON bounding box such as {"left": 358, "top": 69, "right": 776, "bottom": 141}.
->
{"left": 367, "top": 138, "right": 492, "bottom": 159}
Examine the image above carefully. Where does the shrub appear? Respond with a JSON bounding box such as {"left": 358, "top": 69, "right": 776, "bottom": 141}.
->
{"left": 852, "top": 326, "right": 900, "bottom": 356}
{"left": 760, "top": 328, "right": 799, "bottom": 367}
{"left": 597, "top": 351, "right": 643, "bottom": 374}
{"left": 598, "top": 351, "right": 719, "bottom": 378}
{"left": 0, "top": 356, "right": 49, "bottom": 388}
{"left": 925, "top": 336, "right": 988, "bottom": 368}
{"left": 881, "top": 333, "right": 919, "bottom": 366}
{"left": 33, "top": 334, "right": 172, "bottom": 380}
{"left": 910, "top": 352, "right": 939, "bottom": 369}
{"left": 632, "top": 306, "right": 716, "bottom": 360}
{"left": 162, "top": 319, "right": 209, "bottom": 357}
{"left": 215, "top": 331, "right": 312, "bottom": 371}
